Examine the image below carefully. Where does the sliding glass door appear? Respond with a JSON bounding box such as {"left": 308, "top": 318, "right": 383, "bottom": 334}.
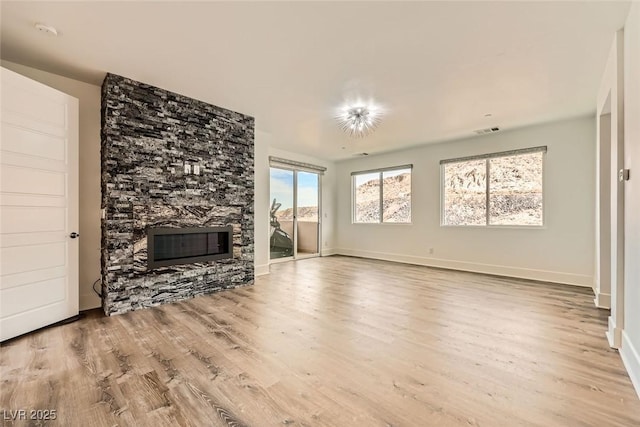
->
{"left": 269, "top": 168, "right": 295, "bottom": 260}
{"left": 296, "top": 171, "right": 320, "bottom": 258}
{"left": 269, "top": 167, "right": 320, "bottom": 261}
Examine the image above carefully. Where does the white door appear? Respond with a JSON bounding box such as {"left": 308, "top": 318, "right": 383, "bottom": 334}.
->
{"left": 0, "top": 67, "right": 79, "bottom": 341}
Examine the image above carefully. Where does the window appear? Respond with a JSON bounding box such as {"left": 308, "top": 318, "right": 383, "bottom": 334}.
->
{"left": 352, "top": 165, "right": 412, "bottom": 223}
{"left": 441, "top": 147, "right": 545, "bottom": 226}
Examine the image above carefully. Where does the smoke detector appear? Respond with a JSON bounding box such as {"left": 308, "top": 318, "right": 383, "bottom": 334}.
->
{"left": 34, "top": 23, "right": 58, "bottom": 36}
{"left": 473, "top": 127, "right": 500, "bottom": 135}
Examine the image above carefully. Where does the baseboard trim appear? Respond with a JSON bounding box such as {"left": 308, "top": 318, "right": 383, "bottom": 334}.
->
{"left": 606, "top": 316, "right": 622, "bottom": 349}
{"left": 255, "top": 263, "right": 270, "bottom": 277}
{"left": 321, "top": 248, "right": 337, "bottom": 257}
{"left": 594, "top": 292, "right": 611, "bottom": 309}
{"left": 621, "top": 331, "right": 640, "bottom": 399}
{"left": 334, "top": 248, "right": 593, "bottom": 287}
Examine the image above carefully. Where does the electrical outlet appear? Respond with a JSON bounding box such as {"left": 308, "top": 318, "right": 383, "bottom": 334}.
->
{"left": 184, "top": 163, "right": 191, "bottom": 174}
{"left": 429, "top": 248, "right": 434, "bottom": 255}
{"left": 194, "top": 165, "right": 200, "bottom": 175}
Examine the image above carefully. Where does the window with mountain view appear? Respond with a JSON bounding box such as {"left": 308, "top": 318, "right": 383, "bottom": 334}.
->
{"left": 441, "top": 148, "right": 545, "bottom": 226}
{"left": 353, "top": 166, "right": 412, "bottom": 223}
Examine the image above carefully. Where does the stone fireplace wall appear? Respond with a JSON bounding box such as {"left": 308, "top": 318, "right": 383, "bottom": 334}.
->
{"left": 101, "top": 73, "right": 254, "bottom": 315}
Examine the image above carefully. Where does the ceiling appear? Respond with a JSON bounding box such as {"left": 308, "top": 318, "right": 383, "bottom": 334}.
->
{"left": 0, "top": 1, "right": 630, "bottom": 161}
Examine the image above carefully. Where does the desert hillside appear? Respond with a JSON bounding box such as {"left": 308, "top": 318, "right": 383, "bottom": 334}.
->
{"left": 272, "top": 173, "right": 411, "bottom": 224}
{"left": 354, "top": 173, "right": 411, "bottom": 222}
{"left": 275, "top": 206, "right": 318, "bottom": 222}
{"left": 273, "top": 153, "right": 541, "bottom": 226}
{"left": 443, "top": 153, "right": 543, "bottom": 225}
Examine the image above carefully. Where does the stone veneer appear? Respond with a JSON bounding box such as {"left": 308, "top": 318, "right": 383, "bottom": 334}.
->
{"left": 101, "top": 73, "right": 254, "bottom": 315}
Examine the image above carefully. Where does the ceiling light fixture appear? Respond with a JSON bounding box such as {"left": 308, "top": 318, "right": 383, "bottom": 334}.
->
{"left": 336, "top": 104, "right": 382, "bottom": 138}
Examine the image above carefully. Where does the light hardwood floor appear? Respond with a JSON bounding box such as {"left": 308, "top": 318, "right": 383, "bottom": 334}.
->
{"left": 1, "top": 256, "right": 639, "bottom": 426}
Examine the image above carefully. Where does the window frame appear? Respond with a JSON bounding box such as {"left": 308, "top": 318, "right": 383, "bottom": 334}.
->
{"left": 351, "top": 165, "right": 413, "bottom": 225}
{"left": 440, "top": 147, "right": 546, "bottom": 228}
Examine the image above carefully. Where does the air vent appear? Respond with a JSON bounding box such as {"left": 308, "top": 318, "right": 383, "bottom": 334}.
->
{"left": 473, "top": 127, "right": 500, "bottom": 135}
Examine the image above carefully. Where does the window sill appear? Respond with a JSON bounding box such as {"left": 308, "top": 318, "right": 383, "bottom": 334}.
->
{"left": 440, "top": 224, "right": 546, "bottom": 230}
{"left": 352, "top": 222, "right": 413, "bottom": 226}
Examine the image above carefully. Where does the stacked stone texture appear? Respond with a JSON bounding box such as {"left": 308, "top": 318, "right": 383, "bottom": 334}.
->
{"left": 101, "top": 73, "right": 254, "bottom": 315}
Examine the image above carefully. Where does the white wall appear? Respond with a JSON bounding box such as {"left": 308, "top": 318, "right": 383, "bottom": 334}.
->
{"left": 599, "top": 30, "right": 626, "bottom": 349}
{"left": 335, "top": 117, "right": 596, "bottom": 286}
{"left": 1, "top": 61, "right": 102, "bottom": 310}
{"left": 621, "top": 1, "right": 640, "bottom": 398}
{"left": 595, "top": 112, "right": 612, "bottom": 308}
{"left": 254, "top": 130, "right": 272, "bottom": 276}
{"left": 595, "top": 29, "right": 626, "bottom": 324}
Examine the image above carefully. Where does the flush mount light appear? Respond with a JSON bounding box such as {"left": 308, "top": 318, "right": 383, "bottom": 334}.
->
{"left": 34, "top": 23, "right": 58, "bottom": 36}
{"left": 336, "top": 104, "right": 382, "bottom": 138}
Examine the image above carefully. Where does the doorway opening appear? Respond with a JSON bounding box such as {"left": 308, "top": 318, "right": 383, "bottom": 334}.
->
{"left": 269, "top": 158, "right": 324, "bottom": 262}
{"left": 594, "top": 29, "right": 625, "bottom": 349}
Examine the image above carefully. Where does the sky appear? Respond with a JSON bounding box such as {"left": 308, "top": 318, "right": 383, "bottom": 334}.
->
{"left": 270, "top": 168, "right": 318, "bottom": 210}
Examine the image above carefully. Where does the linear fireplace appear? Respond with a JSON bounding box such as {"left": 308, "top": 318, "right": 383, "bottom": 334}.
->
{"left": 147, "top": 226, "right": 233, "bottom": 269}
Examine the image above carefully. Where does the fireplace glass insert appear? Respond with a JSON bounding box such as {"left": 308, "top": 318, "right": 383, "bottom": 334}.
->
{"left": 147, "top": 226, "right": 233, "bottom": 269}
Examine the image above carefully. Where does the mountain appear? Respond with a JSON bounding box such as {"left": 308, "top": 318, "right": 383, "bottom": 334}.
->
{"left": 355, "top": 173, "right": 411, "bottom": 222}
{"left": 274, "top": 206, "right": 318, "bottom": 222}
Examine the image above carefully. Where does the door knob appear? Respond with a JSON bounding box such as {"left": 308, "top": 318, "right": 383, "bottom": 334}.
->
{"left": 69, "top": 232, "right": 80, "bottom": 239}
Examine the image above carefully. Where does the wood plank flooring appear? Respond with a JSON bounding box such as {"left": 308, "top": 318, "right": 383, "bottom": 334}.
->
{"left": 1, "top": 256, "right": 639, "bottom": 426}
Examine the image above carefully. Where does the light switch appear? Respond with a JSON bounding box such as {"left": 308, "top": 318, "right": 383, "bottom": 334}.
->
{"left": 184, "top": 163, "right": 191, "bottom": 174}
{"left": 194, "top": 165, "right": 200, "bottom": 175}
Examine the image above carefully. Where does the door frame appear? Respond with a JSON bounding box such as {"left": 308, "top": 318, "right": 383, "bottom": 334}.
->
{"left": 295, "top": 171, "right": 322, "bottom": 260}
{"left": 268, "top": 165, "right": 322, "bottom": 263}
{"left": 595, "top": 30, "right": 625, "bottom": 349}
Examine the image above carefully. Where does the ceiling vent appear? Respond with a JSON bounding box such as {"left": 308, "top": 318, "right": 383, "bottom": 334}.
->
{"left": 473, "top": 127, "right": 500, "bottom": 135}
